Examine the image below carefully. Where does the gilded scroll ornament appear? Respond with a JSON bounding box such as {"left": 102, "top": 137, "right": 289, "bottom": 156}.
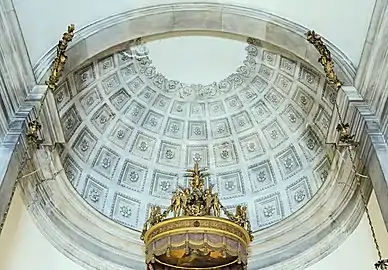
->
{"left": 46, "top": 24, "right": 75, "bottom": 91}
{"left": 306, "top": 30, "right": 342, "bottom": 90}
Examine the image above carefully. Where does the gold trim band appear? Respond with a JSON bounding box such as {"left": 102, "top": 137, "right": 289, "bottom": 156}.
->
{"left": 144, "top": 216, "right": 251, "bottom": 245}
{"left": 154, "top": 257, "right": 240, "bottom": 269}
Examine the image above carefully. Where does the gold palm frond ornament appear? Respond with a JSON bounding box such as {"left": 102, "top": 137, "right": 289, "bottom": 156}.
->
{"left": 306, "top": 30, "right": 388, "bottom": 270}
{"left": 141, "top": 161, "right": 253, "bottom": 270}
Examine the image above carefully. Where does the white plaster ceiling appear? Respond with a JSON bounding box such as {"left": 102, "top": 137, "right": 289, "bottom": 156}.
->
{"left": 145, "top": 35, "right": 247, "bottom": 84}
{"left": 55, "top": 34, "right": 336, "bottom": 232}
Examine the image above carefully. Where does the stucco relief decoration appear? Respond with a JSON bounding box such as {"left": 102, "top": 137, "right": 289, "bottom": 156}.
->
{"left": 55, "top": 33, "right": 336, "bottom": 237}
{"left": 125, "top": 37, "right": 262, "bottom": 101}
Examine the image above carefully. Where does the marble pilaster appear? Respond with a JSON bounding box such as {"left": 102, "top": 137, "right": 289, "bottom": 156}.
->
{"left": 352, "top": 0, "right": 388, "bottom": 231}
{"left": 336, "top": 86, "right": 388, "bottom": 230}
{"left": 355, "top": 1, "right": 388, "bottom": 138}
{"left": 0, "top": 0, "right": 39, "bottom": 233}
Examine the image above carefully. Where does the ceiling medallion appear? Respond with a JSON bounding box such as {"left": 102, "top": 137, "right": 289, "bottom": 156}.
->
{"left": 220, "top": 149, "right": 229, "bottom": 159}
{"left": 116, "top": 130, "right": 125, "bottom": 139}
{"left": 263, "top": 204, "right": 275, "bottom": 218}
{"left": 101, "top": 157, "right": 111, "bottom": 169}
{"left": 119, "top": 205, "right": 132, "bottom": 218}
{"left": 288, "top": 113, "right": 297, "bottom": 123}
{"left": 139, "top": 141, "right": 148, "bottom": 151}
{"left": 193, "top": 152, "right": 202, "bottom": 162}
{"left": 216, "top": 125, "right": 225, "bottom": 134}
{"left": 80, "top": 139, "right": 89, "bottom": 151}
{"left": 56, "top": 91, "right": 64, "bottom": 103}
{"left": 88, "top": 189, "right": 100, "bottom": 203}
{"left": 141, "top": 162, "right": 253, "bottom": 269}
{"left": 170, "top": 124, "right": 179, "bottom": 133}
{"left": 256, "top": 171, "right": 266, "bottom": 182}
{"left": 247, "top": 141, "right": 256, "bottom": 152}
{"left": 129, "top": 171, "right": 140, "bottom": 182}
{"left": 293, "top": 189, "right": 306, "bottom": 203}
{"left": 165, "top": 149, "right": 175, "bottom": 159}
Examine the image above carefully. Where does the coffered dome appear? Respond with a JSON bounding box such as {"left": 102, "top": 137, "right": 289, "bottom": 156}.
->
{"left": 55, "top": 33, "right": 335, "bottom": 232}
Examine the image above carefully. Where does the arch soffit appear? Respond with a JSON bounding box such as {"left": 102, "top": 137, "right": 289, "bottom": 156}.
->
{"left": 34, "top": 3, "right": 355, "bottom": 85}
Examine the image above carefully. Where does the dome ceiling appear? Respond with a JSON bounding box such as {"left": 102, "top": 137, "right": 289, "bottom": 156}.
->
{"left": 55, "top": 33, "right": 335, "bottom": 232}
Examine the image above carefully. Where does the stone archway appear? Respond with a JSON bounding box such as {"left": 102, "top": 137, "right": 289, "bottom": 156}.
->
{"left": 21, "top": 3, "right": 368, "bottom": 270}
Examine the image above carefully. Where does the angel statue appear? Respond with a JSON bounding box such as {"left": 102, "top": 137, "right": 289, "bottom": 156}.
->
{"left": 171, "top": 191, "right": 181, "bottom": 217}
{"left": 212, "top": 193, "right": 221, "bottom": 217}
{"left": 336, "top": 123, "right": 358, "bottom": 147}
{"left": 234, "top": 205, "right": 254, "bottom": 241}
{"left": 141, "top": 206, "right": 163, "bottom": 240}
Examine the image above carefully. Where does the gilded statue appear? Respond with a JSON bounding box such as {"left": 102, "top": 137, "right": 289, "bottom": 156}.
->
{"left": 141, "top": 161, "right": 254, "bottom": 241}
{"left": 192, "top": 174, "right": 202, "bottom": 189}
{"left": 171, "top": 191, "right": 181, "bottom": 217}
{"left": 205, "top": 188, "right": 213, "bottom": 215}
{"left": 189, "top": 204, "right": 205, "bottom": 216}
{"left": 240, "top": 206, "right": 248, "bottom": 227}
{"left": 186, "top": 162, "right": 204, "bottom": 190}
{"left": 234, "top": 205, "right": 254, "bottom": 241}
{"left": 234, "top": 205, "right": 242, "bottom": 224}
{"left": 306, "top": 30, "right": 342, "bottom": 90}
{"left": 235, "top": 205, "right": 249, "bottom": 227}
{"left": 336, "top": 123, "right": 358, "bottom": 147}
{"left": 180, "top": 188, "right": 190, "bottom": 215}
{"left": 212, "top": 193, "right": 221, "bottom": 217}
{"left": 141, "top": 206, "right": 164, "bottom": 240}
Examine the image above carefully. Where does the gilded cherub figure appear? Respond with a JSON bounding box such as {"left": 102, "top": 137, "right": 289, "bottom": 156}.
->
{"left": 235, "top": 205, "right": 249, "bottom": 227}
{"left": 336, "top": 123, "right": 358, "bottom": 147}
{"left": 234, "top": 205, "right": 254, "bottom": 241}
{"left": 26, "top": 120, "right": 44, "bottom": 149}
{"left": 141, "top": 206, "right": 163, "bottom": 240}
